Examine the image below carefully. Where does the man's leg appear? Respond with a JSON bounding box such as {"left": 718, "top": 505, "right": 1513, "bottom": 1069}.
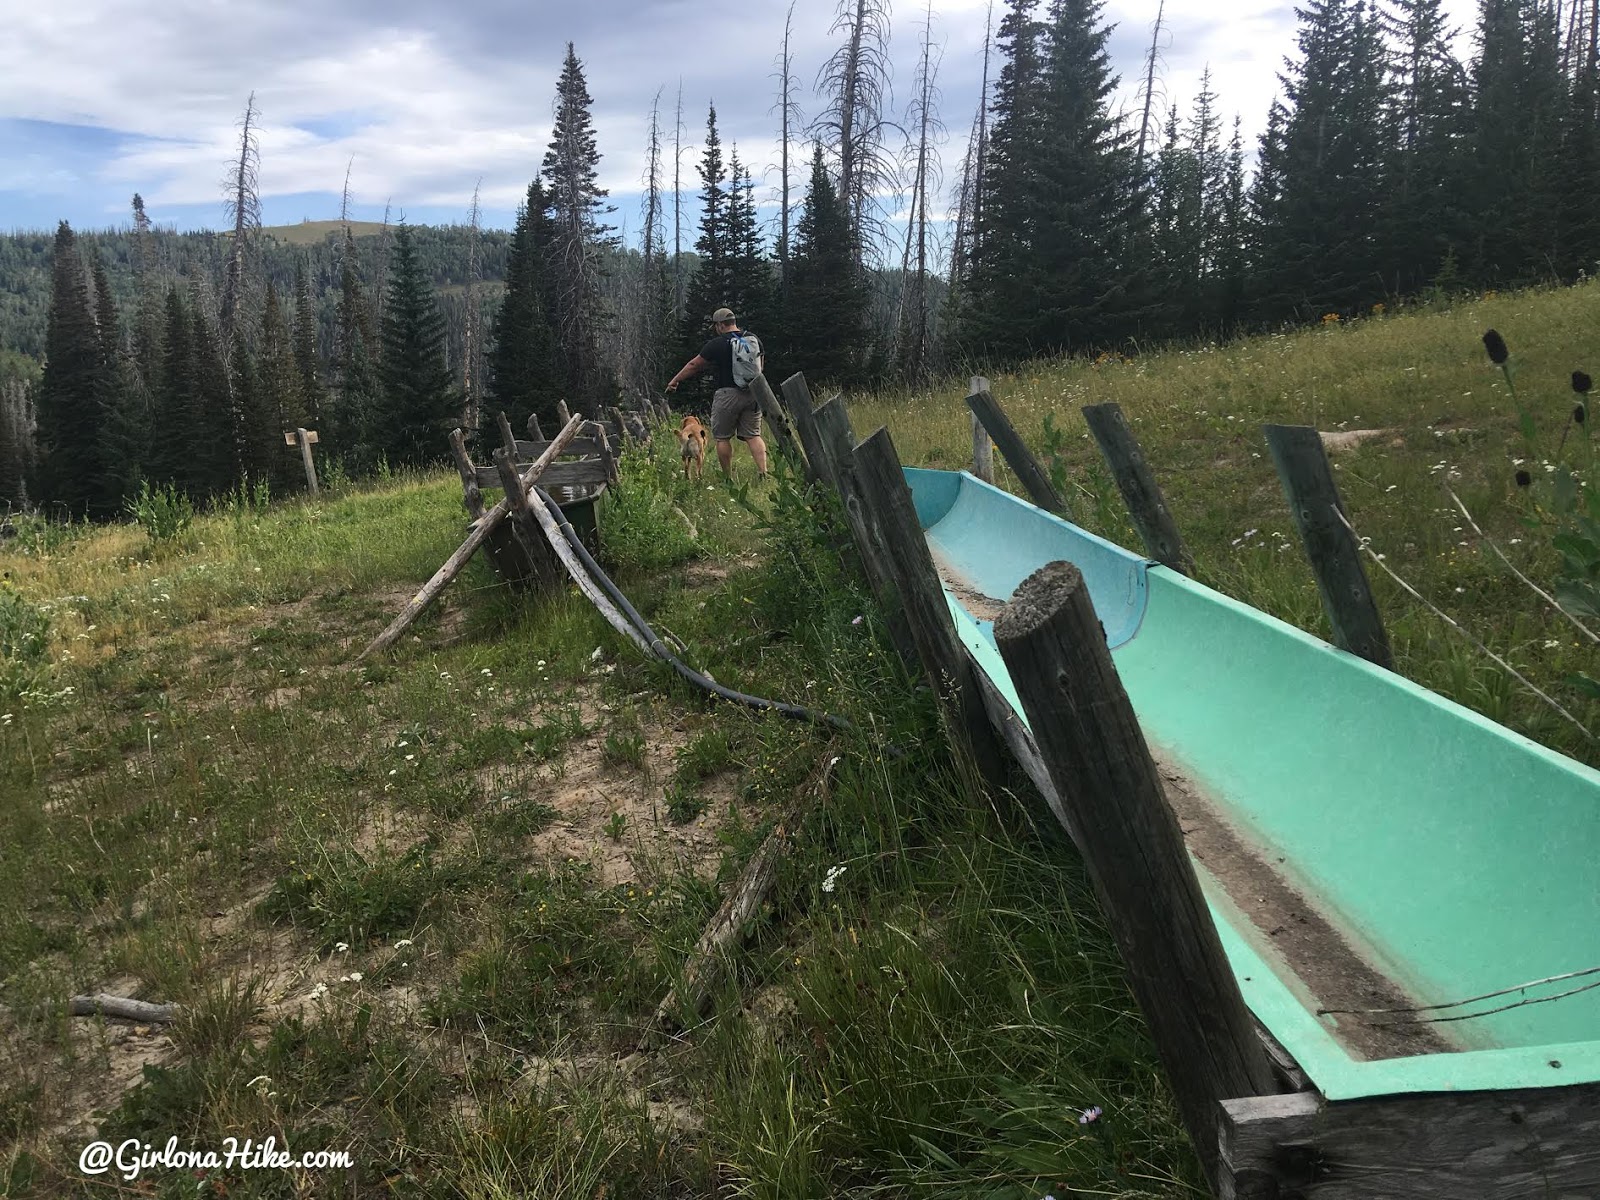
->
{"left": 716, "top": 438, "right": 734, "bottom": 475}
{"left": 746, "top": 435, "right": 769, "bottom": 477}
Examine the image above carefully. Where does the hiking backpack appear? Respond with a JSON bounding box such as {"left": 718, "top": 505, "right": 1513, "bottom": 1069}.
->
{"left": 730, "top": 331, "right": 763, "bottom": 388}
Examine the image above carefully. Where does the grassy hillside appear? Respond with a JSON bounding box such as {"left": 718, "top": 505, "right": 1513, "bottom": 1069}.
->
{"left": 257, "top": 220, "right": 391, "bottom": 246}
{"left": 856, "top": 280, "right": 1600, "bottom": 766}
{"left": 0, "top": 443, "right": 1192, "bottom": 1197}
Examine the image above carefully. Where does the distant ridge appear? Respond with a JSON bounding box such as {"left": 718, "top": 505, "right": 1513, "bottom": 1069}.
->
{"left": 254, "top": 220, "right": 388, "bottom": 245}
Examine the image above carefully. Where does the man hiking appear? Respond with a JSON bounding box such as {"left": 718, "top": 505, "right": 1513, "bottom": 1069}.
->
{"left": 665, "top": 307, "right": 769, "bottom": 479}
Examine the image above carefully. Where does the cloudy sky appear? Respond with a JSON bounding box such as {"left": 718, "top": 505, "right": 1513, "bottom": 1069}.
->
{"left": 0, "top": 0, "right": 1481, "bottom": 242}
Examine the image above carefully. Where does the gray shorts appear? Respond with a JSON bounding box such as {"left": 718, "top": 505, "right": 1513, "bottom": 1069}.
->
{"left": 710, "top": 387, "right": 761, "bottom": 441}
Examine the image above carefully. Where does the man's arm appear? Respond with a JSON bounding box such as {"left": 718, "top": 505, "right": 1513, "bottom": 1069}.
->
{"left": 666, "top": 354, "right": 711, "bottom": 392}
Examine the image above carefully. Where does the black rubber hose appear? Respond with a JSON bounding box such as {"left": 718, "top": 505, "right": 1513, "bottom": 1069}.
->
{"left": 534, "top": 485, "right": 853, "bottom": 733}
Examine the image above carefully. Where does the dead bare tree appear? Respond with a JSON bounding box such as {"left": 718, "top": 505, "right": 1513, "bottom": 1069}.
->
{"left": 673, "top": 80, "right": 687, "bottom": 319}
{"left": 372, "top": 198, "right": 393, "bottom": 332}
{"left": 462, "top": 182, "right": 484, "bottom": 437}
{"left": 1133, "top": 0, "right": 1168, "bottom": 188}
{"left": 894, "top": 0, "right": 945, "bottom": 382}
{"left": 814, "top": 0, "right": 898, "bottom": 268}
{"left": 635, "top": 90, "right": 670, "bottom": 397}
{"left": 219, "top": 92, "right": 261, "bottom": 346}
{"left": 774, "top": 3, "right": 802, "bottom": 297}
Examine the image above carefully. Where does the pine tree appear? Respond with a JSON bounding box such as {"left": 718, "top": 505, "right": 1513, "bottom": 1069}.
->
{"left": 189, "top": 283, "right": 237, "bottom": 497}
{"left": 682, "top": 103, "right": 732, "bottom": 372}
{"left": 148, "top": 286, "right": 195, "bottom": 490}
{"left": 1555, "top": 2, "right": 1600, "bottom": 277}
{"left": 0, "top": 381, "right": 32, "bottom": 510}
{"left": 1151, "top": 102, "right": 1200, "bottom": 334}
{"left": 541, "top": 43, "right": 616, "bottom": 410}
{"left": 1215, "top": 117, "right": 1250, "bottom": 327}
{"left": 379, "top": 222, "right": 457, "bottom": 468}
{"left": 129, "top": 193, "right": 166, "bottom": 392}
{"left": 34, "top": 223, "right": 105, "bottom": 516}
{"left": 1251, "top": 0, "right": 1389, "bottom": 320}
{"left": 1378, "top": 0, "right": 1472, "bottom": 295}
{"left": 961, "top": 0, "right": 1051, "bottom": 360}
{"left": 489, "top": 179, "right": 560, "bottom": 435}
{"left": 92, "top": 254, "right": 147, "bottom": 511}
{"left": 258, "top": 280, "right": 304, "bottom": 491}
{"left": 786, "top": 146, "right": 868, "bottom": 383}
{"left": 725, "top": 147, "right": 775, "bottom": 338}
{"left": 1031, "top": 0, "right": 1135, "bottom": 352}
{"left": 330, "top": 230, "right": 380, "bottom": 465}
{"left": 232, "top": 332, "right": 277, "bottom": 491}
{"left": 1466, "top": 0, "right": 1566, "bottom": 283}
{"left": 291, "top": 260, "right": 325, "bottom": 425}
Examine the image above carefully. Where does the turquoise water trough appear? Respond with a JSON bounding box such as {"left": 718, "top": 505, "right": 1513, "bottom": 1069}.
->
{"left": 906, "top": 466, "right": 1600, "bottom": 1103}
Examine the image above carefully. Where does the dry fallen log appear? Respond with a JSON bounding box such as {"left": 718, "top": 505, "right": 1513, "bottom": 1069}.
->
{"left": 523, "top": 487, "right": 650, "bottom": 654}
{"left": 644, "top": 755, "right": 839, "bottom": 1043}
{"left": 356, "top": 416, "right": 584, "bottom": 660}
{"left": 69, "top": 994, "right": 176, "bottom": 1023}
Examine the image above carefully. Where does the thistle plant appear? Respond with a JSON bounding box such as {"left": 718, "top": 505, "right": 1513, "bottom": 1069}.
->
{"left": 1477, "top": 329, "right": 1600, "bottom": 697}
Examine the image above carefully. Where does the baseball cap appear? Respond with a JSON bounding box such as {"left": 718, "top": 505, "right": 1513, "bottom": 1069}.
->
{"left": 709, "top": 307, "right": 736, "bottom": 324}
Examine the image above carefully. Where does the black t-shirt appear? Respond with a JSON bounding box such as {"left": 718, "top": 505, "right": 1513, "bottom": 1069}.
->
{"left": 698, "top": 330, "right": 747, "bottom": 391}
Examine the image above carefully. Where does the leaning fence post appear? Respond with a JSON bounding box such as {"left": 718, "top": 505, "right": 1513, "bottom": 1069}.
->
{"left": 748, "top": 373, "right": 806, "bottom": 470}
{"left": 779, "top": 371, "right": 831, "bottom": 485}
{"left": 1082, "top": 402, "right": 1195, "bottom": 576}
{"left": 808, "top": 396, "right": 918, "bottom": 669}
{"left": 970, "top": 377, "right": 995, "bottom": 483}
{"left": 448, "top": 428, "right": 484, "bottom": 520}
{"left": 993, "top": 562, "right": 1276, "bottom": 1188}
{"left": 852, "top": 427, "right": 1006, "bottom": 783}
{"left": 965, "top": 385, "right": 1068, "bottom": 513}
{"left": 1263, "top": 424, "right": 1394, "bottom": 669}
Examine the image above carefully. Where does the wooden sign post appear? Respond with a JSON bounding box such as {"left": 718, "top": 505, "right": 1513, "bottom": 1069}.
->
{"left": 284, "top": 428, "right": 320, "bottom": 496}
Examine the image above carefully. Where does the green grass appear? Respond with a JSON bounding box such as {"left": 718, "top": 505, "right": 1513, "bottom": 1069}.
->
{"left": 853, "top": 279, "right": 1600, "bottom": 765}
{"left": 29, "top": 326, "right": 1575, "bottom": 1196}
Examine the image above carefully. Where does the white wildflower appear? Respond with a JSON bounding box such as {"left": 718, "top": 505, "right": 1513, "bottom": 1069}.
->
{"left": 822, "top": 865, "right": 848, "bottom": 893}
{"left": 335, "top": 942, "right": 350, "bottom": 953}
{"left": 394, "top": 939, "right": 414, "bottom": 949}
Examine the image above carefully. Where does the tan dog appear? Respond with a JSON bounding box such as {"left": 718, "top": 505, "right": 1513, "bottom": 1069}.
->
{"left": 677, "top": 415, "right": 708, "bottom": 480}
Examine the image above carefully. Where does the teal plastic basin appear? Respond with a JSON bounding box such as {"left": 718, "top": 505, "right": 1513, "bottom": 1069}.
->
{"left": 906, "top": 467, "right": 1600, "bottom": 1100}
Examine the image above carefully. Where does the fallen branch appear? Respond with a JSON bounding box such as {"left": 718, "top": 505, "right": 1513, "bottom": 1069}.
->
{"left": 69, "top": 994, "right": 176, "bottom": 1023}
{"left": 643, "top": 754, "right": 839, "bottom": 1046}
{"left": 356, "top": 415, "right": 584, "bottom": 661}
{"left": 524, "top": 487, "right": 650, "bottom": 653}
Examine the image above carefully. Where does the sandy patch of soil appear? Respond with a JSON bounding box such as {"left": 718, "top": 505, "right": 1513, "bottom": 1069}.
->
{"left": 1319, "top": 428, "right": 1401, "bottom": 452}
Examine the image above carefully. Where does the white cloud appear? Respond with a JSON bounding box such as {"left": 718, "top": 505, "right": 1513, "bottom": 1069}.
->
{"left": 1, "top": 0, "right": 1488, "bottom": 232}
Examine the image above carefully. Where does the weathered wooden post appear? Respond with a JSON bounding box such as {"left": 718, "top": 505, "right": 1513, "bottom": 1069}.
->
{"left": 356, "top": 415, "right": 584, "bottom": 661}
{"left": 556, "top": 400, "right": 573, "bottom": 427}
{"left": 526, "top": 413, "right": 544, "bottom": 440}
{"left": 447, "top": 428, "right": 484, "bottom": 520}
{"left": 1263, "top": 424, "right": 1393, "bottom": 669}
{"left": 284, "top": 428, "right": 320, "bottom": 495}
{"left": 852, "top": 427, "right": 1006, "bottom": 783}
{"left": 1082, "top": 402, "right": 1195, "bottom": 575}
{"left": 965, "top": 384, "right": 1068, "bottom": 513}
{"left": 748, "top": 373, "right": 805, "bottom": 471}
{"left": 801, "top": 395, "right": 917, "bottom": 668}
{"left": 966, "top": 416, "right": 992, "bottom": 486}
{"left": 492, "top": 445, "right": 556, "bottom": 587}
{"left": 993, "top": 561, "right": 1276, "bottom": 1188}
{"left": 779, "top": 371, "right": 830, "bottom": 485}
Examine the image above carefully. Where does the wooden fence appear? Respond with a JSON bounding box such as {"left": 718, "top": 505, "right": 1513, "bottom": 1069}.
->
{"left": 764, "top": 370, "right": 1600, "bottom": 1199}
